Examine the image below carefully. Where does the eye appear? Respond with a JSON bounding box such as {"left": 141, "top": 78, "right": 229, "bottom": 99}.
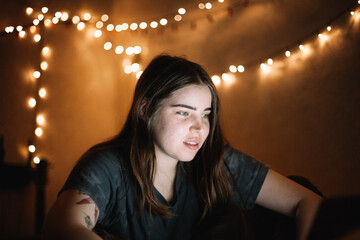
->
{"left": 177, "top": 111, "right": 189, "bottom": 116}
{"left": 202, "top": 112, "right": 211, "bottom": 118}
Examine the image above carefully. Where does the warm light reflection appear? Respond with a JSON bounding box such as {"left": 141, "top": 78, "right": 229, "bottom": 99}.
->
{"left": 136, "top": 71, "right": 143, "bottom": 79}
{"left": 115, "top": 46, "right": 124, "bottom": 54}
{"left": 35, "top": 127, "right": 43, "bottom": 137}
{"left": 285, "top": 50, "right": 291, "bottom": 57}
{"left": 126, "top": 47, "right": 134, "bottom": 55}
{"left": 260, "top": 63, "right": 271, "bottom": 73}
{"left": 122, "top": 23, "right": 129, "bottom": 30}
{"left": 299, "top": 44, "right": 304, "bottom": 51}
{"left": 42, "top": 47, "right": 50, "bottom": 57}
{"left": 83, "top": 13, "right": 92, "bottom": 21}
{"left": 104, "top": 42, "right": 112, "bottom": 50}
{"left": 19, "top": 31, "right": 26, "bottom": 38}
{"left": 174, "top": 15, "right": 182, "bottom": 21}
{"left": 33, "top": 156, "right": 40, "bottom": 164}
{"left": 237, "top": 65, "right": 245, "bottom": 73}
{"left": 38, "top": 14, "right": 44, "bottom": 21}
{"left": 61, "top": 12, "right": 69, "bottom": 21}
{"left": 94, "top": 30, "right": 102, "bottom": 37}
{"left": 124, "top": 65, "right": 132, "bottom": 74}
{"left": 115, "top": 25, "right": 122, "bottom": 32}
{"left": 160, "top": 18, "right": 168, "bottom": 25}
{"left": 44, "top": 19, "right": 52, "bottom": 27}
{"left": 52, "top": 17, "right": 59, "bottom": 24}
{"left": 130, "top": 23, "right": 138, "bottom": 30}
{"left": 72, "top": 16, "right": 80, "bottom": 24}
{"left": 33, "top": 71, "right": 41, "bottom": 79}
{"left": 16, "top": 26, "right": 23, "bottom": 31}
{"left": 198, "top": 3, "right": 205, "bottom": 9}
{"left": 178, "top": 8, "right": 186, "bottom": 15}
{"left": 55, "top": 12, "right": 62, "bottom": 18}
{"left": 133, "top": 46, "right": 142, "bottom": 54}
{"left": 96, "top": 21, "right": 103, "bottom": 28}
{"left": 30, "top": 26, "right": 37, "bottom": 33}
{"left": 107, "top": 24, "right": 114, "bottom": 31}
{"left": 150, "top": 21, "right": 158, "bottom": 28}
{"left": 229, "top": 65, "right": 237, "bottom": 72}
{"left": 211, "top": 75, "right": 221, "bottom": 85}
{"left": 101, "top": 14, "right": 109, "bottom": 22}
{"left": 26, "top": 7, "right": 33, "bottom": 15}
{"left": 77, "top": 22, "right": 85, "bottom": 30}
{"left": 28, "top": 145, "right": 36, "bottom": 153}
{"left": 33, "top": 19, "right": 40, "bottom": 26}
{"left": 131, "top": 63, "right": 140, "bottom": 72}
{"left": 34, "top": 34, "right": 41, "bottom": 42}
{"left": 41, "top": 61, "right": 48, "bottom": 70}
{"left": 140, "top": 22, "right": 147, "bottom": 29}
{"left": 327, "top": 26, "right": 332, "bottom": 31}
{"left": 205, "top": 3, "right": 212, "bottom": 9}
{"left": 41, "top": 7, "right": 48, "bottom": 14}
{"left": 36, "top": 114, "right": 45, "bottom": 125}
{"left": 28, "top": 98, "right": 36, "bottom": 108}
{"left": 39, "top": 88, "right": 47, "bottom": 98}
{"left": 221, "top": 73, "right": 230, "bottom": 82}
{"left": 267, "top": 58, "right": 273, "bottom": 65}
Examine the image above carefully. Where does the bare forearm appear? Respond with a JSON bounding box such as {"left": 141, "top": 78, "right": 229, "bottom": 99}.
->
{"left": 295, "top": 195, "right": 323, "bottom": 240}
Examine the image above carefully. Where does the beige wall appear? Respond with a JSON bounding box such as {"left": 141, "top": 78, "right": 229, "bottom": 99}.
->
{"left": 1, "top": 0, "right": 359, "bottom": 237}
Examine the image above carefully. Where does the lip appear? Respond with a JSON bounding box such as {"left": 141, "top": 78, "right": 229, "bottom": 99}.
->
{"left": 183, "top": 138, "right": 200, "bottom": 150}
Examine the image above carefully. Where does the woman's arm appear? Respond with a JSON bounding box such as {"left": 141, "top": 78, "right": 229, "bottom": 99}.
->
{"left": 256, "top": 169, "right": 323, "bottom": 240}
{"left": 42, "top": 189, "right": 102, "bottom": 240}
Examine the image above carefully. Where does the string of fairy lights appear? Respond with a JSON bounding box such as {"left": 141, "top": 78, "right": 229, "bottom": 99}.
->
{"left": 1, "top": 0, "right": 360, "bottom": 165}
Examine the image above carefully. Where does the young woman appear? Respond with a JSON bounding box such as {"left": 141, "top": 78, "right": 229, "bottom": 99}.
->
{"left": 42, "top": 55, "right": 322, "bottom": 240}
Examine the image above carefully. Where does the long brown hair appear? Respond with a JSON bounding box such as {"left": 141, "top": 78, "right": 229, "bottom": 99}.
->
{"left": 113, "top": 54, "right": 231, "bottom": 218}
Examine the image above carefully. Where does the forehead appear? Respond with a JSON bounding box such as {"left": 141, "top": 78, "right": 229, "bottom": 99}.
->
{"left": 166, "top": 85, "right": 212, "bottom": 104}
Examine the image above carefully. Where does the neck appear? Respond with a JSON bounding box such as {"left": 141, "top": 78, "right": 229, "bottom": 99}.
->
{"left": 153, "top": 158, "right": 178, "bottom": 203}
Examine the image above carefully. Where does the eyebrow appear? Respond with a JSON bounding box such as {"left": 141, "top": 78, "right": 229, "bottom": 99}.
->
{"left": 170, "top": 104, "right": 212, "bottom": 111}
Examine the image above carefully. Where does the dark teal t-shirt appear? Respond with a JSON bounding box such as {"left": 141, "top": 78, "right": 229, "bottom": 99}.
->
{"left": 60, "top": 145, "right": 269, "bottom": 239}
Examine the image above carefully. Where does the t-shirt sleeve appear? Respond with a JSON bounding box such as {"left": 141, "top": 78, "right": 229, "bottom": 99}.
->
{"left": 224, "top": 146, "right": 269, "bottom": 210}
{"left": 59, "top": 147, "right": 124, "bottom": 224}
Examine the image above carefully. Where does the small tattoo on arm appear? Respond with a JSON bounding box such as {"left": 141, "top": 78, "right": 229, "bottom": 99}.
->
{"left": 76, "top": 197, "right": 95, "bottom": 205}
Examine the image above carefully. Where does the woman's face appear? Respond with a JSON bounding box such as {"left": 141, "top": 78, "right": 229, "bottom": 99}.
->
{"left": 152, "top": 84, "right": 212, "bottom": 165}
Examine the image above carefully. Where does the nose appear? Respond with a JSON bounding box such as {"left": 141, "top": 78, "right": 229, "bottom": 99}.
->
{"left": 189, "top": 115, "right": 203, "bottom": 133}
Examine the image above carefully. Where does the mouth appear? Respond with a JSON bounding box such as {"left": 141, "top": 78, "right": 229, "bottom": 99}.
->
{"left": 183, "top": 140, "right": 200, "bottom": 150}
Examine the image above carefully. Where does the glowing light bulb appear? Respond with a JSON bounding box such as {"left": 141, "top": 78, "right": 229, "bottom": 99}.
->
{"left": 115, "top": 25, "right": 122, "bottom": 32}
{"left": 41, "top": 61, "right": 48, "bottom": 70}
{"left": 139, "top": 22, "right": 147, "bottom": 29}
{"left": 39, "top": 88, "right": 47, "bottom": 98}
{"left": 28, "top": 145, "right": 36, "bottom": 153}
{"left": 131, "top": 63, "right": 140, "bottom": 72}
{"left": 178, "top": 8, "right": 186, "bottom": 15}
{"left": 33, "top": 156, "right": 40, "bottom": 164}
{"left": 106, "top": 24, "right": 114, "bottom": 31}
{"left": 44, "top": 19, "right": 52, "bottom": 27}
{"left": 35, "top": 127, "right": 43, "bottom": 137}
{"left": 38, "top": 14, "right": 44, "bottom": 21}
{"left": 205, "top": 3, "right": 212, "bottom": 9}
{"left": 77, "top": 22, "right": 85, "bottom": 30}
{"left": 299, "top": 44, "right": 304, "bottom": 51}
{"left": 34, "top": 34, "right": 41, "bottom": 42}
{"left": 115, "top": 46, "right": 124, "bottom": 54}
{"left": 211, "top": 75, "right": 221, "bottom": 85}
{"left": 19, "top": 31, "right": 26, "bottom": 38}
{"left": 160, "top": 18, "right": 168, "bottom": 25}
{"left": 198, "top": 3, "right": 205, "bottom": 9}
{"left": 104, "top": 42, "right": 112, "bottom": 50}
{"left": 30, "top": 26, "right": 36, "bottom": 33}
{"left": 218, "top": 0, "right": 224, "bottom": 2}
{"left": 61, "top": 12, "right": 69, "bottom": 21}
{"left": 221, "top": 73, "right": 230, "bottom": 82}
{"left": 126, "top": 47, "right": 134, "bottom": 55}
{"left": 16, "top": 26, "right": 23, "bottom": 31}
{"left": 327, "top": 26, "right": 331, "bottom": 31}
{"left": 33, "top": 71, "right": 41, "bottom": 79}
{"left": 134, "top": 46, "right": 142, "bottom": 54}
{"left": 229, "top": 65, "right": 237, "bottom": 73}
{"left": 94, "top": 30, "right": 102, "bottom": 38}
{"left": 28, "top": 98, "right": 36, "bottom": 108}
{"left": 26, "top": 7, "right": 33, "bottom": 15}
{"left": 285, "top": 50, "right": 291, "bottom": 57}
{"left": 83, "top": 13, "right": 91, "bottom": 21}
{"left": 36, "top": 114, "right": 45, "bottom": 125}
{"left": 350, "top": 11, "right": 354, "bottom": 16}
{"left": 150, "top": 21, "right": 158, "bottom": 28}
{"left": 124, "top": 65, "right": 132, "bottom": 74}
{"left": 55, "top": 12, "right": 62, "bottom": 18}
{"left": 52, "top": 17, "right": 59, "bottom": 24}
{"left": 130, "top": 23, "right": 138, "bottom": 30}
{"left": 237, "top": 65, "right": 245, "bottom": 73}
{"left": 267, "top": 58, "right": 273, "bottom": 65}
{"left": 318, "top": 33, "right": 323, "bottom": 39}
{"left": 122, "top": 23, "right": 129, "bottom": 30}
{"left": 72, "top": 16, "right": 80, "bottom": 24}
{"left": 33, "top": 19, "right": 40, "bottom": 26}
{"left": 41, "top": 7, "right": 48, "bottom": 14}
{"left": 136, "top": 71, "right": 143, "bottom": 79}
{"left": 174, "top": 15, "right": 182, "bottom": 21}
{"left": 96, "top": 21, "right": 103, "bottom": 28}
{"left": 42, "top": 47, "right": 50, "bottom": 57}
{"left": 101, "top": 14, "right": 109, "bottom": 22}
